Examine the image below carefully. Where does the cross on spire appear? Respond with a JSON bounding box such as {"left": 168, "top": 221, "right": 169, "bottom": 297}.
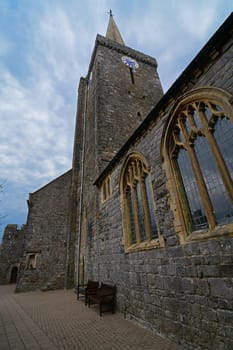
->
{"left": 108, "top": 9, "right": 113, "bottom": 17}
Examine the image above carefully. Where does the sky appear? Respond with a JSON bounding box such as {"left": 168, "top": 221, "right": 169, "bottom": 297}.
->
{"left": 0, "top": 0, "right": 232, "bottom": 241}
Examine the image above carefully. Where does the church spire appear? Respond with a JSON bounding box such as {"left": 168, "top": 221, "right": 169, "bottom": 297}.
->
{"left": 106, "top": 10, "right": 125, "bottom": 45}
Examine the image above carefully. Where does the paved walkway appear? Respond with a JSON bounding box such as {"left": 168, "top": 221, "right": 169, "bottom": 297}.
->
{"left": 0, "top": 285, "right": 183, "bottom": 350}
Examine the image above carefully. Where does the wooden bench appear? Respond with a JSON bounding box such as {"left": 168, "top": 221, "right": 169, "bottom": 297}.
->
{"left": 88, "top": 283, "right": 116, "bottom": 316}
{"left": 76, "top": 280, "right": 99, "bottom": 305}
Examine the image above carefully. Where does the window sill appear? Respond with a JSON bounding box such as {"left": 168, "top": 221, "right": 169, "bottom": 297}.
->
{"left": 184, "top": 222, "right": 233, "bottom": 243}
{"left": 125, "top": 236, "right": 165, "bottom": 253}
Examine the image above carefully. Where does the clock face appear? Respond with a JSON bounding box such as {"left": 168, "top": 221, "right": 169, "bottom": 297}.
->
{"left": 121, "top": 56, "right": 139, "bottom": 70}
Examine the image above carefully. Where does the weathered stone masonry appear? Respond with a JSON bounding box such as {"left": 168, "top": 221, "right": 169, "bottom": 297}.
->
{"left": 16, "top": 170, "right": 72, "bottom": 292}
{"left": 85, "top": 16, "right": 233, "bottom": 350}
{"left": 69, "top": 33, "right": 164, "bottom": 287}
{"left": 1, "top": 12, "right": 233, "bottom": 350}
{"left": 0, "top": 225, "right": 25, "bottom": 284}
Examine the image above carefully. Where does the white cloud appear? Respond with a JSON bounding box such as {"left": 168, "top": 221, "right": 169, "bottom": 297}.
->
{"left": 0, "top": 3, "right": 90, "bottom": 195}
{"left": 33, "top": 8, "right": 77, "bottom": 82}
{"left": 179, "top": 4, "right": 217, "bottom": 39}
{"left": 0, "top": 63, "right": 71, "bottom": 187}
{"left": 121, "top": 0, "right": 229, "bottom": 90}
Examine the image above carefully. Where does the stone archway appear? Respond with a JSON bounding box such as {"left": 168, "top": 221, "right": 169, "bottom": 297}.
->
{"left": 10, "top": 266, "right": 18, "bottom": 283}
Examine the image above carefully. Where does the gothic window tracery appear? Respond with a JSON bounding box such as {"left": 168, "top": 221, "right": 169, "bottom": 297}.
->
{"left": 121, "top": 154, "right": 161, "bottom": 252}
{"left": 166, "top": 90, "right": 233, "bottom": 241}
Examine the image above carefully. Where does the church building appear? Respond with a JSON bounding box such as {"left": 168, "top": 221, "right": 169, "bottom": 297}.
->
{"left": 1, "top": 12, "right": 233, "bottom": 350}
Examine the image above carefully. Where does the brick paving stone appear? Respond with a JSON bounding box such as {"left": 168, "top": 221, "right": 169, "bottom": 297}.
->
{"left": 0, "top": 285, "right": 184, "bottom": 350}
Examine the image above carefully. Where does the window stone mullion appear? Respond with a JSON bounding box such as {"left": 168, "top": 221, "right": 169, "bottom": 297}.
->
{"left": 139, "top": 177, "right": 151, "bottom": 240}
{"left": 131, "top": 183, "right": 141, "bottom": 244}
{"left": 180, "top": 117, "right": 217, "bottom": 229}
{"left": 199, "top": 109, "right": 233, "bottom": 203}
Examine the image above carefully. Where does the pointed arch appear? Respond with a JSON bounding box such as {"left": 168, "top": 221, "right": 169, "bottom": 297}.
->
{"left": 162, "top": 87, "right": 233, "bottom": 243}
{"left": 120, "top": 152, "right": 163, "bottom": 252}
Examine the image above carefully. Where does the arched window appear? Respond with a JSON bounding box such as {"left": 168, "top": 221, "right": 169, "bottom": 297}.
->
{"left": 121, "top": 153, "right": 162, "bottom": 252}
{"left": 164, "top": 88, "right": 233, "bottom": 242}
{"left": 101, "top": 175, "right": 111, "bottom": 203}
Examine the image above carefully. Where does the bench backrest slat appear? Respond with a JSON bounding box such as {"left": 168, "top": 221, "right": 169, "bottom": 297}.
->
{"left": 99, "top": 283, "right": 116, "bottom": 297}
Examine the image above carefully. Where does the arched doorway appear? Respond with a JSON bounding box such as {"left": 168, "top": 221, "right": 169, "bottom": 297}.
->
{"left": 10, "top": 266, "right": 18, "bottom": 283}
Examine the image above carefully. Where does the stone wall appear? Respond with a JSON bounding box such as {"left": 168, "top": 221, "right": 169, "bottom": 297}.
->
{"left": 0, "top": 224, "right": 25, "bottom": 284}
{"left": 84, "top": 31, "right": 233, "bottom": 349}
{"left": 93, "top": 35, "right": 164, "bottom": 173}
{"left": 16, "top": 170, "right": 72, "bottom": 292}
{"left": 71, "top": 34, "right": 164, "bottom": 286}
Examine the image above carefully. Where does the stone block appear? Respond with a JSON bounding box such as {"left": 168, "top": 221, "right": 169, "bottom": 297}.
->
{"left": 209, "top": 278, "right": 232, "bottom": 299}
{"left": 217, "top": 309, "right": 233, "bottom": 325}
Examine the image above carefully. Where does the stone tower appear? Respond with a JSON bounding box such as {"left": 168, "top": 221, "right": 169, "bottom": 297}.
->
{"left": 66, "top": 12, "right": 164, "bottom": 287}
